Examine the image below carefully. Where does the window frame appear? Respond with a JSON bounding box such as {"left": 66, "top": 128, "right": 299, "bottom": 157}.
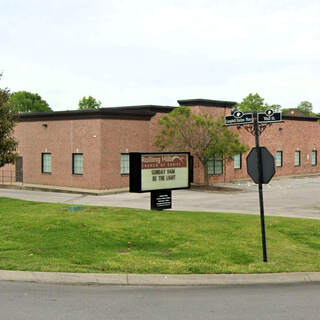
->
{"left": 208, "top": 155, "right": 223, "bottom": 175}
{"left": 72, "top": 153, "right": 83, "bottom": 175}
{"left": 311, "top": 150, "right": 317, "bottom": 166}
{"left": 275, "top": 151, "right": 283, "bottom": 167}
{"left": 294, "top": 151, "right": 301, "bottom": 167}
{"left": 41, "top": 152, "right": 52, "bottom": 174}
{"left": 120, "top": 153, "right": 130, "bottom": 174}
{"left": 233, "top": 153, "right": 242, "bottom": 169}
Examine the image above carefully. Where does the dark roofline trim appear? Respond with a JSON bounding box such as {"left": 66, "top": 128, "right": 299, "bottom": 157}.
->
{"left": 282, "top": 114, "right": 320, "bottom": 122}
{"left": 17, "top": 103, "right": 319, "bottom": 123}
{"left": 177, "top": 99, "right": 236, "bottom": 108}
{"left": 17, "top": 105, "right": 176, "bottom": 122}
{"left": 18, "top": 109, "right": 155, "bottom": 122}
{"left": 106, "top": 105, "right": 176, "bottom": 113}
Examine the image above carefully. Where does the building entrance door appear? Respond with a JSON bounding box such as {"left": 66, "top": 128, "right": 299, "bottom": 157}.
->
{"left": 16, "top": 156, "right": 23, "bottom": 182}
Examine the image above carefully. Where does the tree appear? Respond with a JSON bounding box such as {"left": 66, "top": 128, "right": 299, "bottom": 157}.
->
{"left": 0, "top": 88, "right": 18, "bottom": 167}
{"left": 78, "top": 96, "right": 101, "bottom": 110}
{"left": 155, "top": 107, "right": 249, "bottom": 185}
{"left": 296, "top": 101, "right": 313, "bottom": 116}
{"left": 281, "top": 108, "right": 289, "bottom": 115}
{"left": 234, "top": 93, "right": 281, "bottom": 113}
{"left": 8, "top": 91, "right": 52, "bottom": 113}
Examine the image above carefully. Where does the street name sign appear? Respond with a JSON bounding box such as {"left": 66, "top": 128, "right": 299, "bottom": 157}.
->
{"left": 225, "top": 112, "right": 253, "bottom": 126}
{"left": 257, "top": 109, "right": 282, "bottom": 124}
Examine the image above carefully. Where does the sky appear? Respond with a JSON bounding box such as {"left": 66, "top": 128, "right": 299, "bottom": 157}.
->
{"left": 1, "top": 0, "right": 320, "bottom": 112}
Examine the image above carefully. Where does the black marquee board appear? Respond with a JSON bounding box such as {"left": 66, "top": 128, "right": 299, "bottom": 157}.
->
{"left": 129, "top": 152, "right": 192, "bottom": 211}
{"left": 129, "top": 152, "right": 192, "bottom": 193}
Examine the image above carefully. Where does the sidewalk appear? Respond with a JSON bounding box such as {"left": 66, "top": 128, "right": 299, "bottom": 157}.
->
{"left": 0, "top": 182, "right": 129, "bottom": 195}
{"left": 0, "top": 182, "right": 246, "bottom": 195}
{"left": 1, "top": 270, "right": 320, "bottom": 286}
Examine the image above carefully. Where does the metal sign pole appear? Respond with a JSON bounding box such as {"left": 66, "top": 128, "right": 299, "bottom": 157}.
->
{"left": 226, "top": 109, "right": 282, "bottom": 263}
{"left": 253, "top": 115, "right": 268, "bottom": 262}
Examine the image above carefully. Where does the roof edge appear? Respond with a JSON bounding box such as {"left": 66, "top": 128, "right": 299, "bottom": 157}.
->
{"left": 282, "top": 114, "right": 320, "bottom": 122}
{"left": 177, "top": 99, "right": 236, "bottom": 108}
{"left": 18, "top": 104, "right": 177, "bottom": 122}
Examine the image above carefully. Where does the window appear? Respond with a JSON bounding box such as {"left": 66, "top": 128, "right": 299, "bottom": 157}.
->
{"left": 208, "top": 155, "right": 223, "bottom": 175}
{"left": 295, "top": 151, "right": 301, "bottom": 166}
{"left": 311, "top": 150, "right": 317, "bottom": 166}
{"left": 233, "top": 154, "right": 242, "bottom": 169}
{"left": 41, "top": 153, "right": 52, "bottom": 173}
{"left": 275, "top": 151, "right": 283, "bottom": 167}
{"left": 121, "top": 153, "right": 130, "bottom": 174}
{"left": 72, "top": 153, "right": 83, "bottom": 174}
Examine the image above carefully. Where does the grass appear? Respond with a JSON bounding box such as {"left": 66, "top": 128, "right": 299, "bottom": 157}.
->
{"left": 0, "top": 197, "right": 319, "bottom": 274}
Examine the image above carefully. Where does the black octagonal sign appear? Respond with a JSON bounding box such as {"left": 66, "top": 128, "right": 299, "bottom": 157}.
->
{"left": 246, "top": 147, "right": 275, "bottom": 184}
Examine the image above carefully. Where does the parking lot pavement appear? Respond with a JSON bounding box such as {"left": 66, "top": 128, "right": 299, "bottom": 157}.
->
{"left": 0, "top": 175, "right": 319, "bottom": 219}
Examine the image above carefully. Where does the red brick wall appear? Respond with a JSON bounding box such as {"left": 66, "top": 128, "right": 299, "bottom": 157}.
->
{"left": 186, "top": 105, "right": 229, "bottom": 118}
{"left": 148, "top": 112, "right": 171, "bottom": 152}
{"left": 100, "top": 118, "right": 150, "bottom": 189}
{"left": 260, "top": 119, "right": 320, "bottom": 177}
{"left": 0, "top": 163, "right": 15, "bottom": 183}
{"left": 4, "top": 105, "right": 320, "bottom": 190}
{"left": 212, "top": 118, "right": 320, "bottom": 184}
{"left": 13, "top": 119, "right": 103, "bottom": 189}
{"left": 173, "top": 107, "right": 320, "bottom": 184}
{"left": 10, "top": 117, "right": 153, "bottom": 190}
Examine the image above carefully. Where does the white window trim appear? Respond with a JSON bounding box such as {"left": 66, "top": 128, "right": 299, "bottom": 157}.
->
{"left": 233, "top": 154, "right": 242, "bottom": 169}
{"left": 42, "top": 153, "right": 52, "bottom": 173}
{"left": 120, "top": 153, "right": 130, "bottom": 174}
{"left": 73, "top": 153, "right": 83, "bottom": 175}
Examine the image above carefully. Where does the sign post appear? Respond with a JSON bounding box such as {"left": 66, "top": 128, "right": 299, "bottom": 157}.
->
{"left": 226, "top": 109, "right": 282, "bottom": 262}
{"left": 254, "top": 118, "right": 268, "bottom": 262}
{"left": 129, "top": 152, "right": 191, "bottom": 210}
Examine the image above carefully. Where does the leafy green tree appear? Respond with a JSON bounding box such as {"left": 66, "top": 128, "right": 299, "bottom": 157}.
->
{"left": 155, "top": 107, "right": 249, "bottom": 185}
{"left": 296, "top": 101, "right": 313, "bottom": 116}
{"left": 281, "top": 108, "right": 289, "bottom": 115}
{"left": 234, "top": 93, "right": 281, "bottom": 113}
{"left": 0, "top": 88, "right": 18, "bottom": 167}
{"left": 78, "top": 96, "right": 101, "bottom": 110}
{"left": 8, "top": 91, "right": 52, "bottom": 113}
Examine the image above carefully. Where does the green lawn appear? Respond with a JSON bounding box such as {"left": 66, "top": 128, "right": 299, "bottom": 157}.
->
{"left": 0, "top": 197, "right": 319, "bottom": 274}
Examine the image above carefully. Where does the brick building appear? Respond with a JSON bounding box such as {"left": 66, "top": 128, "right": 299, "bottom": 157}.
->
{"left": 1, "top": 99, "right": 319, "bottom": 190}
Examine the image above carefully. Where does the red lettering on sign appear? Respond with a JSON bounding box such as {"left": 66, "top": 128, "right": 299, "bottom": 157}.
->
{"left": 142, "top": 154, "right": 187, "bottom": 169}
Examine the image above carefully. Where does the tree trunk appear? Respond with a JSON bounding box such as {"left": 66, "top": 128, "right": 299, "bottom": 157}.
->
{"left": 196, "top": 157, "right": 209, "bottom": 186}
{"left": 203, "top": 161, "right": 209, "bottom": 186}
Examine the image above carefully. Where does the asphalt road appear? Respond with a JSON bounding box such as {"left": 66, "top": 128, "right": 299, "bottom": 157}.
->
{"left": 0, "top": 175, "right": 320, "bottom": 219}
{"left": 1, "top": 282, "right": 320, "bottom": 320}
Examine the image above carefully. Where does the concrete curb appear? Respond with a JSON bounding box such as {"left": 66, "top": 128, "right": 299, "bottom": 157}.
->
{"left": 1, "top": 270, "right": 320, "bottom": 286}
{"left": 0, "top": 184, "right": 128, "bottom": 196}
